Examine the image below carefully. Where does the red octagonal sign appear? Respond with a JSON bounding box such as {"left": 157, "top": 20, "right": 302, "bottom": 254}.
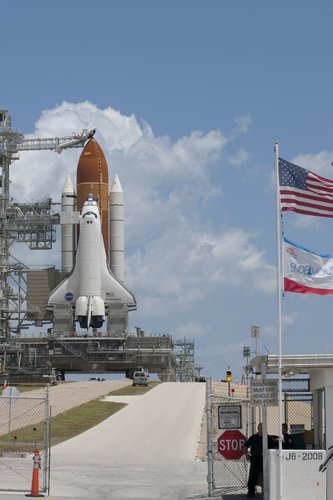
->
{"left": 217, "top": 430, "right": 246, "bottom": 460}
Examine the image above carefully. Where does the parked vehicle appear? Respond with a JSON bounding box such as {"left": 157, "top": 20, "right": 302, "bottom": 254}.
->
{"left": 133, "top": 371, "right": 149, "bottom": 386}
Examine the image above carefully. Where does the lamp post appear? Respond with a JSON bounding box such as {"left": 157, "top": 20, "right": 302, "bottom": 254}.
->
{"left": 243, "top": 345, "right": 251, "bottom": 438}
{"left": 243, "top": 345, "right": 251, "bottom": 386}
{"left": 251, "top": 324, "right": 260, "bottom": 359}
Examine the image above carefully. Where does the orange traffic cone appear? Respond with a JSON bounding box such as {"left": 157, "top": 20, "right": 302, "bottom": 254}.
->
{"left": 25, "top": 448, "right": 44, "bottom": 497}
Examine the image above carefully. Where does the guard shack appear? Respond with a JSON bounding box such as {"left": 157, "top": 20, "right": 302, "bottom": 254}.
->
{"left": 250, "top": 354, "right": 333, "bottom": 500}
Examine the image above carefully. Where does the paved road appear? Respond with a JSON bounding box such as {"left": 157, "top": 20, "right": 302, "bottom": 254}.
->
{"left": 0, "top": 382, "right": 208, "bottom": 499}
{"left": 47, "top": 382, "right": 208, "bottom": 499}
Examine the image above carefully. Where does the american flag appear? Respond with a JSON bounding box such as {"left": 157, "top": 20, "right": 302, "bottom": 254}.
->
{"left": 279, "top": 157, "right": 333, "bottom": 218}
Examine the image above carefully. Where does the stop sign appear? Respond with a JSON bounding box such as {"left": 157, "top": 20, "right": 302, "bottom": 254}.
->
{"left": 217, "top": 430, "right": 246, "bottom": 460}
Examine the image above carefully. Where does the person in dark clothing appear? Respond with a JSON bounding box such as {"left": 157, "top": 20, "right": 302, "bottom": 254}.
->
{"left": 266, "top": 424, "right": 294, "bottom": 450}
{"left": 282, "top": 423, "right": 294, "bottom": 449}
{"left": 243, "top": 423, "right": 263, "bottom": 498}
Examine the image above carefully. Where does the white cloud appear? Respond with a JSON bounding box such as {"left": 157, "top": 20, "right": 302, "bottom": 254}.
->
{"left": 283, "top": 312, "right": 299, "bottom": 328}
{"left": 261, "top": 312, "right": 299, "bottom": 341}
{"left": 9, "top": 102, "right": 275, "bottom": 328}
{"left": 175, "top": 319, "right": 209, "bottom": 339}
{"left": 36, "top": 101, "right": 144, "bottom": 150}
{"left": 209, "top": 228, "right": 276, "bottom": 293}
{"left": 293, "top": 150, "right": 333, "bottom": 179}
{"left": 232, "top": 114, "right": 252, "bottom": 136}
{"left": 126, "top": 225, "right": 276, "bottom": 323}
{"left": 228, "top": 148, "right": 251, "bottom": 168}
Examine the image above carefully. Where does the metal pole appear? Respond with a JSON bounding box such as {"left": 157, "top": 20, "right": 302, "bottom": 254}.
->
{"left": 251, "top": 325, "right": 260, "bottom": 432}
{"left": 261, "top": 361, "right": 269, "bottom": 500}
{"left": 8, "top": 389, "right": 12, "bottom": 435}
{"left": 45, "top": 385, "right": 50, "bottom": 494}
{"left": 251, "top": 325, "right": 260, "bottom": 359}
{"left": 206, "top": 377, "right": 214, "bottom": 497}
{"left": 274, "top": 143, "right": 283, "bottom": 500}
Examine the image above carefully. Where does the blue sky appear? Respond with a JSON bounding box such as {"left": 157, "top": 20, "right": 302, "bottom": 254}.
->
{"left": 1, "top": 0, "right": 333, "bottom": 380}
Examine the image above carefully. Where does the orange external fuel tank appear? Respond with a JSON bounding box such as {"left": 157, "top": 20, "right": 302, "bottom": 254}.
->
{"left": 76, "top": 139, "right": 109, "bottom": 255}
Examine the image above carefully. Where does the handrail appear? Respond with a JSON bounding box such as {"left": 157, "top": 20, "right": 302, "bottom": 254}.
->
{"left": 319, "top": 445, "right": 333, "bottom": 473}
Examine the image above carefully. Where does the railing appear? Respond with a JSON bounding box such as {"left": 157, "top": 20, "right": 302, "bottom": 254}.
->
{"left": 319, "top": 445, "right": 333, "bottom": 473}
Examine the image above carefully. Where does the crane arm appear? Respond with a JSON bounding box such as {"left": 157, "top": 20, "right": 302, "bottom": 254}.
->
{"left": 11, "top": 128, "right": 96, "bottom": 153}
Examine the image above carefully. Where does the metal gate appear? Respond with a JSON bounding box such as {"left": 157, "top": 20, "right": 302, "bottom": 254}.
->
{"left": 206, "top": 377, "right": 314, "bottom": 497}
{"left": 206, "top": 378, "right": 251, "bottom": 496}
{"left": 0, "top": 386, "right": 50, "bottom": 493}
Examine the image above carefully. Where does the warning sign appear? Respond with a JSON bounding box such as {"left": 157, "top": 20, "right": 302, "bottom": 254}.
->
{"left": 250, "top": 379, "right": 278, "bottom": 406}
{"left": 218, "top": 405, "right": 242, "bottom": 429}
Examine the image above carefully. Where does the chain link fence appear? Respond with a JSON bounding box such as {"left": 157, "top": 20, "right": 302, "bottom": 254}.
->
{"left": 206, "top": 377, "right": 314, "bottom": 497}
{"left": 206, "top": 378, "right": 251, "bottom": 496}
{"left": 265, "top": 379, "right": 313, "bottom": 447}
{"left": 0, "top": 386, "right": 50, "bottom": 493}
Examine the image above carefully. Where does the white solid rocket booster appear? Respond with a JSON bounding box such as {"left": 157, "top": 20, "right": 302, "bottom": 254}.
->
{"left": 109, "top": 174, "right": 125, "bottom": 282}
{"left": 49, "top": 194, "right": 136, "bottom": 330}
{"left": 60, "top": 175, "right": 76, "bottom": 272}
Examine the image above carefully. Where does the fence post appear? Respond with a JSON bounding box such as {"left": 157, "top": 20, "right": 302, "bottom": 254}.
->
{"left": 44, "top": 385, "right": 50, "bottom": 495}
{"left": 206, "top": 377, "right": 214, "bottom": 497}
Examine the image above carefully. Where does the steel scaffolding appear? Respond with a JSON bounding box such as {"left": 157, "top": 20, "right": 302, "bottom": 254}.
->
{"left": 174, "top": 337, "right": 195, "bottom": 381}
{"left": 0, "top": 110, "right": 91, "bottom": 340}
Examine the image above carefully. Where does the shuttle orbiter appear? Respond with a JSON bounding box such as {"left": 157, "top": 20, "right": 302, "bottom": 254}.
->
{"left": 47, "top": 194, "right": 136, "bottom": 330}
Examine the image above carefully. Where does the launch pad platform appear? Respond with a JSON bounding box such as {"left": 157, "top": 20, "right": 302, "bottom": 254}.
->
{"left": 0, "top": 333, "right": 176, "bottom": 382}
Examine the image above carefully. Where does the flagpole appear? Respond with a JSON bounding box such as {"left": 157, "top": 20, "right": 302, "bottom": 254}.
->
{"left": 274, "top": 143, "right": 283, "bottom": 500}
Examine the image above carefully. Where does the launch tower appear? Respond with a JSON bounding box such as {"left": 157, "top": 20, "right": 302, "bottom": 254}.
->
{"left": 0, "top": 110, "right": 93, "bottom": 340}
{"left": 0, "top": 110, "right": 176, "bottom": 382}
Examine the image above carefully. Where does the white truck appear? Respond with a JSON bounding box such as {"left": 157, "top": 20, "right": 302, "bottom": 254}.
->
{"left": 132, "top": 371, "right": 149, "bottom": 386}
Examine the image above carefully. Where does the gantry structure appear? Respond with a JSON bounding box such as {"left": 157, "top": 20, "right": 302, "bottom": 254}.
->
{"left": 174, "top": 337, "right": 195, "bottom": 381}
{"left": 0, "top": 110, "right": 94, "bottom": 340}
{"left": 0, "top": 110, "right": 183, "bottom": 383}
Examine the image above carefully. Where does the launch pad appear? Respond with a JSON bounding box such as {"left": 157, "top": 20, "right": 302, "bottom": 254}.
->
{"left": 0, "top": 332, "right": 176, "bottom": 381}
{"left": 0, "top": 110, "right": 197, "bottom": 383}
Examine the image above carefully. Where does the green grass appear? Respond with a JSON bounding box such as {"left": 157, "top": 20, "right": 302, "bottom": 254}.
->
{"left": 108, "top": 381, "right": 160, "bottom": 396}
{"left": 7, "top": 383, "right": 46, "bottom": 393}
{"left": 0, "top": 381, "right": 160, "bottom": 451}
{"left": 49, "top": 399, "right": 126, "bottom": 445}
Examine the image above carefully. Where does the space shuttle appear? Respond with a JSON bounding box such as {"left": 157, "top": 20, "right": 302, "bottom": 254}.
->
{"left": 48, "top": 193, "right": 136, "bottom": 329}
